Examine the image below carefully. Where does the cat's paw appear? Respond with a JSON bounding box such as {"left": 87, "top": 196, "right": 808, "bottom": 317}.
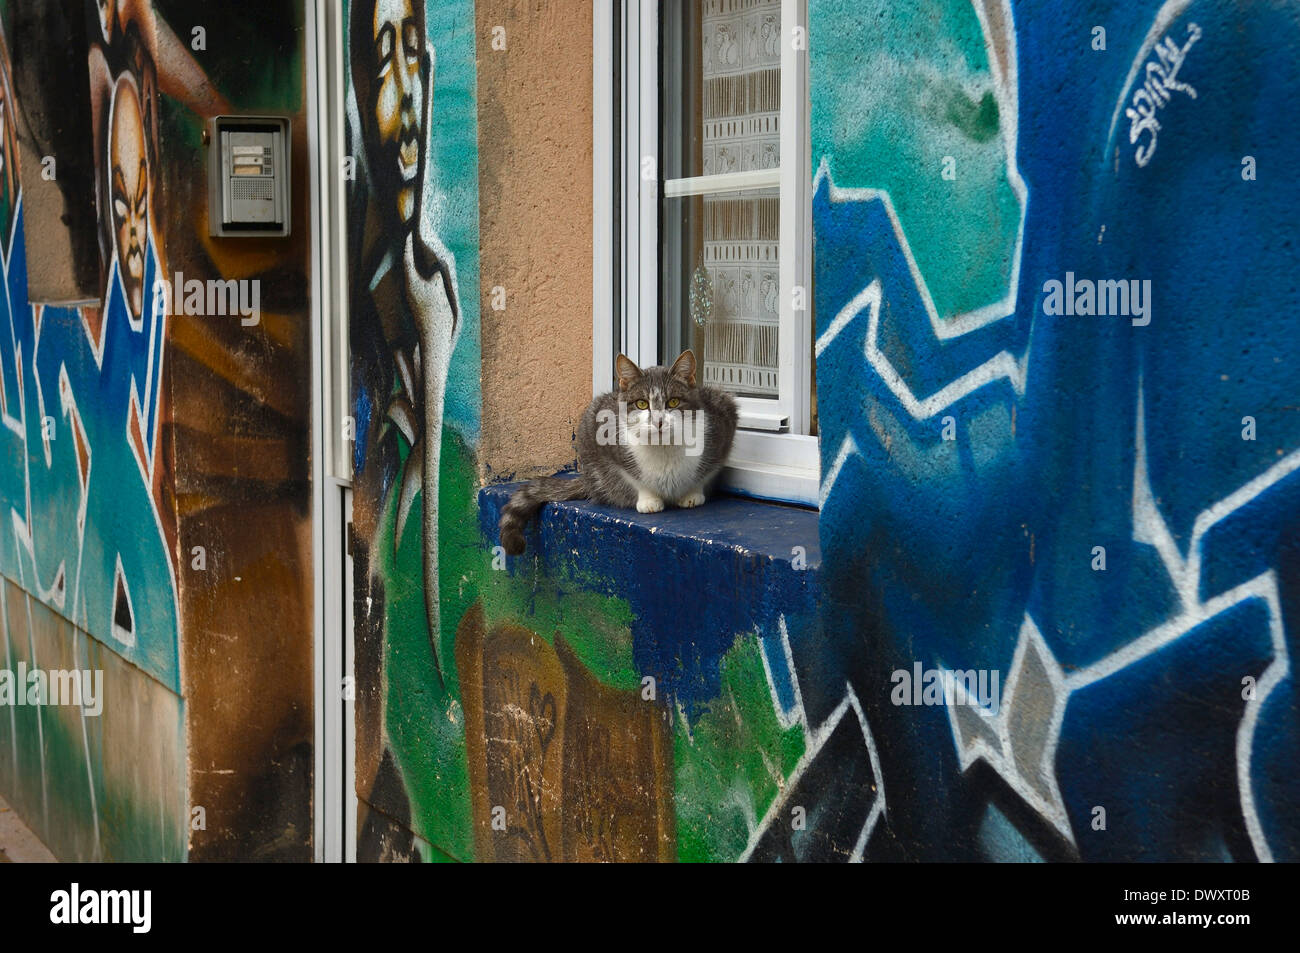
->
{"left": 636, "top": 491, "right": 665, "bottom": 514}
{"left": 678, "top": 488, "right": 706, "bottom": 508}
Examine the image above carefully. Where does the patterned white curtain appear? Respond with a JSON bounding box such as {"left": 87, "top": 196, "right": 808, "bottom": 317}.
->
{"left": 700, "top": 0, "right": 780, "bottom": 397}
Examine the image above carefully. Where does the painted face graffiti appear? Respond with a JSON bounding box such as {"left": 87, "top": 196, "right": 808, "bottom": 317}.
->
{"left": 109, "top": 76, "right": 148, "bottom": 318}
{"left": 372, "top": 0, "right": 425, "bottom": 227}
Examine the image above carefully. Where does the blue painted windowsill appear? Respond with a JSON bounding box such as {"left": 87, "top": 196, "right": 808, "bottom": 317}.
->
{"left": 477, "top": 479, "right": 822, "bottom": 709}
{"left": 478, "top": 480, "right": 821, "bottom": 572}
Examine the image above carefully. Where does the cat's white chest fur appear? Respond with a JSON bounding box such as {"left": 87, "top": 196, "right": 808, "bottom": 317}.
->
{"left": 623, "top": 411, "right": 710, "bottom": 511}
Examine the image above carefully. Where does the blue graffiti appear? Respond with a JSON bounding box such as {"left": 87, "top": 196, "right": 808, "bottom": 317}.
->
{"left": 812, "top": 0, "right": 1300, "bottom": 861}
{"left": 0, "top": 197, "right": 179, "bottom": 690}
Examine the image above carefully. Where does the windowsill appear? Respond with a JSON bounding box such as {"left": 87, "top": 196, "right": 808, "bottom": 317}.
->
{"left": 723, "top": 431, "right": 821, "bottom": 507}
{"left": 478, "top": 478, "right": 820, "bottom": 574}
{"left": 477, "top": 477, "right": 820, "bottom": 711}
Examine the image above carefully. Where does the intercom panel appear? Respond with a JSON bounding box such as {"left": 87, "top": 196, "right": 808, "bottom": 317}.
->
{"left": 209, "top": 116, "right": 291, "bottom": 237}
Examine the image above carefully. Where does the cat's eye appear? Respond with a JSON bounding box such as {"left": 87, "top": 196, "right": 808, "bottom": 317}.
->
{"left": 667, "top": 398, "right": 680, "bottom": 408}
{"left": 635, "top": 399, "right": 649, "bottom": 410}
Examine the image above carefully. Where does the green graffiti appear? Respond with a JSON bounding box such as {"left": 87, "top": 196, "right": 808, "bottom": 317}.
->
{"left": 810, "top": 0, "right": 1022, "bottom": 324}
{"left": 674, "top": 633, "right": 805, "bottom": 862}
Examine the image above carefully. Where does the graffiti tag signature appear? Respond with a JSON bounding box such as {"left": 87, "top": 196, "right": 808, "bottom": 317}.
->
{"left": 1125, "top": 23, "right": 1202, "bottom": 168}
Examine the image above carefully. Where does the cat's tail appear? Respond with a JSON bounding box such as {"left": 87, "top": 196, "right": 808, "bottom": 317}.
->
{"left": 498, "top": 474, "right": 590, "bottom": 555}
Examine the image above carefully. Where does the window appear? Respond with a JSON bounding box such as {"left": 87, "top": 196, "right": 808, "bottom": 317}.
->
{"left": 595, "top": 0, "right": 818, "bottom": 506}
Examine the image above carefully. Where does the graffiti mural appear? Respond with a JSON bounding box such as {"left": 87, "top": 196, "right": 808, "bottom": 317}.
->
{"left": 0, "top": 0, "right": 315, "bottom": 861}
{"left": 347, "top": 0, "right": 483, "bottom": 860}
{"left": 456, "top": 603, "right": 675, "bottom": 862}
{"left": 348, "top": 0, "right": 1298, "bottom": 863}
{"left": 157, "top": 0, "right": 315, "bottom": 862}
{"left": 811, "top": 0, "right": 1300, "bottom": 861}
{"left": 348, "top": 0, "right": 464, "bottom": 689}
{"left": 472, "top": 483, "right": 832, "bottom": 863}
{"left": 347, "top": 0, "right": 795, "bottom": 863}
{"left": 0, "top": 3, "right": 180, "bottom": 693}
{"left": 0, "top": 0, "right": 186, "bottom": 860}
{"left": 87, "top": 0, "right": 229, "bottom": 307}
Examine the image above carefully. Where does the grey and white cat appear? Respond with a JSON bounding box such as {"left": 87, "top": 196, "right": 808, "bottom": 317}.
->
{"left": 499, "top": 349, "right": 738, "bottom": 555}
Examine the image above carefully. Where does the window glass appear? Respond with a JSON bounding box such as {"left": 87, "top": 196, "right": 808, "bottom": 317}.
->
{"left": 661, "top": 0, "right": 781, "bottom": 399}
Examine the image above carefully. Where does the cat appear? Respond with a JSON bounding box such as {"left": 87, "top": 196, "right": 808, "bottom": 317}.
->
{"left": 498, "top": 349, "right": 738, "bottom": 555}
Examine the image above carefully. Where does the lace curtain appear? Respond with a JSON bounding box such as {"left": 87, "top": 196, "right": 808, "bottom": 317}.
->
{"left": 699, "top": 0, "right": 780, "bottom": 397}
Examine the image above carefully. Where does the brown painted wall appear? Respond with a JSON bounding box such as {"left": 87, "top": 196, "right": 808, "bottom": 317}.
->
{"left": 476, "top": 0, "right": 593, "bottom": 481}
{"left": 168, "top": 4, "right": 315, "bottom": 862}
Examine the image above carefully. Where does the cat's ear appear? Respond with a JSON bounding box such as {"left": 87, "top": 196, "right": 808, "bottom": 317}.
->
{"left": 616, "top": 353, "right": 642, "bottom": 390}
{"left": 670, "top": 349, "right": 697, "bottom": 387}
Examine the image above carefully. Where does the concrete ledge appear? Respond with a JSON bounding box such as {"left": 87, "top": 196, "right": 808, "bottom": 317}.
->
{"left": 478, "top": 481, "right": 821, "bottom": 709}
{"left": 480, "top": 479, "right": 821, "bottom": 570}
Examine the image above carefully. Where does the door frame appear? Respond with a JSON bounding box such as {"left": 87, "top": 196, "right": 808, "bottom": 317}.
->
{"left": 308, "top": 0, "right": 355, "bottom": 863}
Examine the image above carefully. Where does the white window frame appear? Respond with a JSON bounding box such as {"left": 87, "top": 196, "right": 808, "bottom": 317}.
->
{"left": 594, "top": 0, "right": 819, "bottom": 507}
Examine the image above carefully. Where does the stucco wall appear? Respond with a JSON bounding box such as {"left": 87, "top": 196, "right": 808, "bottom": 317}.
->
{"left": 475, "top": 0, "right": 593, "bottom": 481}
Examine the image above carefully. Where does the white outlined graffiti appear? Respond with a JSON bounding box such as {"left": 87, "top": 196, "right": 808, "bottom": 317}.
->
{"left": 746, "top": 615, "right": 887, "bottom": 863}
{"left": 940, "top": 387, "right": 1295, "bottom": 861}
{"left": 0, "top": 63, "right": 180, "bottom": 690}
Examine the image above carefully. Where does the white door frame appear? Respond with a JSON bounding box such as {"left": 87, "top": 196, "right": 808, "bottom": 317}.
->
{"left": 308, "top": 0, "right": 356, "bottom": 864}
